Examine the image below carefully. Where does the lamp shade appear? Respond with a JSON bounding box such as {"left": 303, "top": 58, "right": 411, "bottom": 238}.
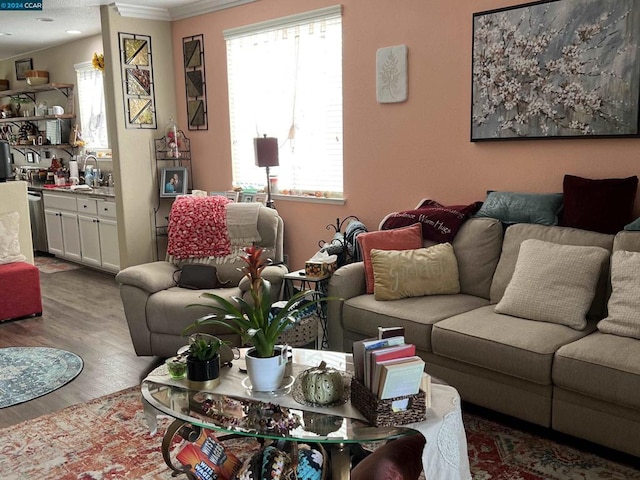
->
{"left": 254, "top": 136, "right": 279, "bottom": 168}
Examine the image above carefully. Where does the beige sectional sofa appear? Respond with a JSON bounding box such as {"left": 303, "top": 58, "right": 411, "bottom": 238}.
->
{"left": 327, "top": 217, "right": 640, "bottom": 457}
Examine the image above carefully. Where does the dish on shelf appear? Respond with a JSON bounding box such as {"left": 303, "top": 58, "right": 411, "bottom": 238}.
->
{"left": 25, "top": 70, "right": 49, "bottom": 86}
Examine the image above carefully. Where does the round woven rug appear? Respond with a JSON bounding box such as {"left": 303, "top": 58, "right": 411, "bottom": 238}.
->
{"left": 0, "top": 347, "right": 83, "bottom": 408}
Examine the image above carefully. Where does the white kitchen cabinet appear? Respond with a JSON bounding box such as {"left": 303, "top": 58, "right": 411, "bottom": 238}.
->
{"left": 43, "top": 191, "right": 119, "bottom": 272}
{"left": 43, "top": 193, "right": 81, "bottom": 262}
{"left": 78, "top": 213, "right": 101, "bottom": 268}
{"left": 77, "top": 197, "right": 120, "bottom": 272}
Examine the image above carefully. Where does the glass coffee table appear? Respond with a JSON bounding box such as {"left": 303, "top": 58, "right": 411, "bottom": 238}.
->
{"left": 141, "top": 348, "right": 419, "bottom": 480}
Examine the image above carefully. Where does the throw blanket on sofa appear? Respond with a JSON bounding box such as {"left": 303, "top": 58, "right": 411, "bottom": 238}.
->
{"left": 167, "top": 198, "right": 263, "bottom": 264}
{"left": 167, "top": 196, "right": 232, "bottom": 259}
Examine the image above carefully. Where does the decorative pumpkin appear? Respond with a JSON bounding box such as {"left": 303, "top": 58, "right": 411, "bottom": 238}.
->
{"left": 300, "top": 361, "right": 345, "bottom": 405}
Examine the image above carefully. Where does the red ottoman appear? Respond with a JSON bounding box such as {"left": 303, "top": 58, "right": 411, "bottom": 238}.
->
{"left": 0, "top": 262, "right": 43, "bottom": 322}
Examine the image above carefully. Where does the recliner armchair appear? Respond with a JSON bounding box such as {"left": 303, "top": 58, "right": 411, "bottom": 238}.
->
{"left": 116, "top": 203, "right": 286, "bottom": 357}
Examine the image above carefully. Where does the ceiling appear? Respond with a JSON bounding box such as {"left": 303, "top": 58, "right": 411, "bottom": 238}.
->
{"left": 0, "top": 0, "right": 255, "bottom": 61}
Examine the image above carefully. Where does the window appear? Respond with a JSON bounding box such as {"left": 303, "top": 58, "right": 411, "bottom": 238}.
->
{"left": 224, "top": 6, "right": 343, "bottom": 199}
{"left": 74, "top": 61, "right": 109, "bottom": 149}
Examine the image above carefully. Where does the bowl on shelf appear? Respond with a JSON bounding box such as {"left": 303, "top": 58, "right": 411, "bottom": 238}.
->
{"left": 25, "top": 70, "right": 49, "bottom": 86}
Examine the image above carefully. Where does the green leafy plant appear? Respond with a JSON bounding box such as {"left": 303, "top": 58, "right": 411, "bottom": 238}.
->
{"left": 188, "top": 334, "right": 226, "bottom": 362}
{"left": 184, "top": 246, "right": 325, "bottom": 358}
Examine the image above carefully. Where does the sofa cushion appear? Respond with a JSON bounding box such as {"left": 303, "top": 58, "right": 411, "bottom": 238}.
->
{"left": 474, "top": 191, "right": 563, "bottom": 226}
{"left": 495, "top": 239, "right": 608, "bottom": 330}
{"left": 432, "top": 305, "right": 595, "bottom": 385}
{"left": 560, "top": 174, "right": 638, "bottom": 234}
{"left": 597, "top": 250, "right": 640, "bottom": 340}
{"left": 379, "top": 199, "right": 482, "bottom": 243}
{"left": 490, "top": 223, "right": 614, "bottom": 319}
{"left": 371, "top": 243, "right": 459, "bottom": 301}
{"left": 342, "top": 293, "right": 489, "bottom": 352}
{"left": 357, "top": 223, "right": 423, "bottom": 294}
{"left": 442, "top": 218, "right": 503, "bottom": 300}
{"left": 553, "top": 332, "right": 640, "bottom": 410}
{"left": 146, "top": 286, "right": 242, "bottom": 337}
{"left": 613, "top": 229, "right": 640, "bottom": 253}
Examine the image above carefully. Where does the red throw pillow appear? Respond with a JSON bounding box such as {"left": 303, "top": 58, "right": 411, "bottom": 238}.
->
{"left": 357, "top": 223, "right": 423, "bottom": 294}
{"left": 380, "top": 199, "right": 483, "bottom": 243}
{"left": 561, "top": 175, "right": 638, "bottom": 234}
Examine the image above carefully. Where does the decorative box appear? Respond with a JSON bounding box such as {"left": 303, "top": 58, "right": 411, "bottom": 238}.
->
{"left": 304, "top": 260, "right": 337, "bottom": 278}
{"left": 350, "top": 378, "right": 426, "bottom": 427}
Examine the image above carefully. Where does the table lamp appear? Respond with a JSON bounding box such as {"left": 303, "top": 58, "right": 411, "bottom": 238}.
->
{"left": 254, "top": 135, "right": 279, "bottom": 208}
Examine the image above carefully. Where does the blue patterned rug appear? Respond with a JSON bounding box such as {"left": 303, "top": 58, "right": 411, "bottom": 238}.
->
{"left": 0, "top": 347, "right": 83, "bottom": 408}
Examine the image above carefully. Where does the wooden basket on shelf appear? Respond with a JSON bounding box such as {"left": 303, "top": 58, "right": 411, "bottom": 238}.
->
{"left": 350, "top": 378, "right": 426, "bottom": 427}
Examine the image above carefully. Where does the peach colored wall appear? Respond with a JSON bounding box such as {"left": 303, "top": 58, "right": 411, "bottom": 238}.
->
{"left": 172, "top": 0, "right": 640, "bottom": 269}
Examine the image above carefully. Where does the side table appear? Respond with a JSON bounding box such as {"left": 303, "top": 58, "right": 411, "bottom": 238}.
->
{"left": 283, "top": 269, "right": 331, "bottom": 349}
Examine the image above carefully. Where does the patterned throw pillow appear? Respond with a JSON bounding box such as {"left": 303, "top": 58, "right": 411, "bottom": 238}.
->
{"left": 371, "top": 243, "right": 460, "bottom": 301}
{"left": 379, "top": 199, "right": 482, "bottom": 243}
{"left": 0, "top": 211, "right": 26, "bottom": 265}
{"left": 597, "top": 250, "right": 640, "bottom": 340}
{"left": 495, "top": 239, "right": 609, "bottom": 330}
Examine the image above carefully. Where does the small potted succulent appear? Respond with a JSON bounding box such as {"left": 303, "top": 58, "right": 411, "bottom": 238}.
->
{"left": 186, "top": 334, "right": 226, "bottom": 388}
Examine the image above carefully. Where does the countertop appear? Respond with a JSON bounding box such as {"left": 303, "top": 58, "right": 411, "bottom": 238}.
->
{"left": 28, "top": 184, "right": 116, "bottom": 198}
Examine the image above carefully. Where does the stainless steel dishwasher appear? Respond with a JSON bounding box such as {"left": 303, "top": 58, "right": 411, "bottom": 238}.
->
{"left": 28, "top": 190, "right": 48, "bottom": 253}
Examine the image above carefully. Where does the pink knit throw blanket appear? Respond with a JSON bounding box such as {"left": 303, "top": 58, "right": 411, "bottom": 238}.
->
{"left": 167, "top": 196, "right": 232, "bottom": 259}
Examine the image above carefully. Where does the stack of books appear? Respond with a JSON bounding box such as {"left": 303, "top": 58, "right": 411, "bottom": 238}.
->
{"left": 353, "top": 327, "right": 426, "bottom": 400}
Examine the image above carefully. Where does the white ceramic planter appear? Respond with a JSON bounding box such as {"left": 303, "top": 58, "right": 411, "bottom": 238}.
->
{"left": 245, "top": 346, "right": 288, "bottom": 392}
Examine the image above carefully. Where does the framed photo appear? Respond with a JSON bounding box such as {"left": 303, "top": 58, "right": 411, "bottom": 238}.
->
{"left": 160, "top": 167, "right": 188, "bottom": 198}
{"left": 241, "top": 193, "right": 255, "bottom": 203}
{"left": 15, "top": 58, "right": 33, "bottom": 80}
{"left": 471, "top": 0, "right": 640, "bottom": 141}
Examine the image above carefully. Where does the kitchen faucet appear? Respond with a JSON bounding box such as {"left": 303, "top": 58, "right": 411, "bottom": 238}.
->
{"left": 83, "top": 155, "right": 100, "bottom": 187}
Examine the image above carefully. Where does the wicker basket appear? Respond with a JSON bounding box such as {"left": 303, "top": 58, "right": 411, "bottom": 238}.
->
{"left": 350, "top": 378, "right": 426, "bottom": 427}
{"left": 277, "top": 313, "right": 320, "bottom": 347}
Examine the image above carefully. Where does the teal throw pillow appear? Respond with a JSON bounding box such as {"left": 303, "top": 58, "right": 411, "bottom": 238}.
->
{"left": 474, "top": 191, "right": 563, "bottom": 225}
{"left": 624, "top": 217, "right": 640, "bottom": 231}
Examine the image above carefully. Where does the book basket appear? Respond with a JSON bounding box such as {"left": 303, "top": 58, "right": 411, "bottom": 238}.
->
{"left": 350, "top": 378, "right": 426, "bottom": 427}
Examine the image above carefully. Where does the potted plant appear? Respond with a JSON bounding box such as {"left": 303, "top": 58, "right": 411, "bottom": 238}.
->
{"left": 184, "top": 246, "right": 324, "bottom": 391}
{"left": 185, "top": 333, "right": 226, "bottom": 388}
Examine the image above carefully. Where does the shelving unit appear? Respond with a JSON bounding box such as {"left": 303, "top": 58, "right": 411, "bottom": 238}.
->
{"left": 152, "top": 130, "right": 192, "bottom": 260}
{"left": 0, "top": 83, "right": 76, "bottom": 159}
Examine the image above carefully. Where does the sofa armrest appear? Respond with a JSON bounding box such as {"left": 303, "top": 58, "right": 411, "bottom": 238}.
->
{"left": 327, "top": 262, "right": 366, "bottom": 351}
{"left": 116, "top": 261, "right": 179, "bottom": 294}
{"left": 239, "top": 264, "right": 289, "bottom": 296}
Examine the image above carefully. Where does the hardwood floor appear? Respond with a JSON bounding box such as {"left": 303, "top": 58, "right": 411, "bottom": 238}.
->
{"left": 0, "top": 261, "right": 163, "bottom": 429}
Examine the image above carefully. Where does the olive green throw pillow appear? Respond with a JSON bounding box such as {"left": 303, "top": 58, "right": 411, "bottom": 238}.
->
{"left": 597, "top": 250, "right": 640, "bottom": 340}
{"left": 495, "top": 239, "right": 609, "bottom": 330}
{"left": 371, "top": 243, "right": 460, "bottom": 301}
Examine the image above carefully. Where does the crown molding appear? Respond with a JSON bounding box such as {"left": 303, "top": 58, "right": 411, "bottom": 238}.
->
{"left": 170, "top": 0, "right": 258, "bottom": 20}
{"left": 111, "top": 0, "right": 258, "bottom": 22}
{"left": 110, "top": 3, "right": 172, "bottom": 21}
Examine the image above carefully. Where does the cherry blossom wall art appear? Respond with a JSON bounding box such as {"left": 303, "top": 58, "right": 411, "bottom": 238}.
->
{"left": 471, "top": 0, "right": 640, "bottom": 141}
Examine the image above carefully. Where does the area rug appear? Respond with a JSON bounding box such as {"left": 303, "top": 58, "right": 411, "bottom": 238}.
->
{"left": 0, "top": 386, "right": 638, "bottom": 480}
{"left": 34, "top": 256, "right": 83, "bottom": 274}
{"left": 0, "top": 347, "right": 83, "bottom": 408}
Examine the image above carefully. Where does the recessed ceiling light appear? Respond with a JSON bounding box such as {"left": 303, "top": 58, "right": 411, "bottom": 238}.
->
{"left": 66, "top": 30, "right": 82, "bottom": 35}
{"left": 37, "top": 17, "right": 54, "bottom": 22}
{"left": 0, "top": 33, "right": 12, "bottom": 36}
